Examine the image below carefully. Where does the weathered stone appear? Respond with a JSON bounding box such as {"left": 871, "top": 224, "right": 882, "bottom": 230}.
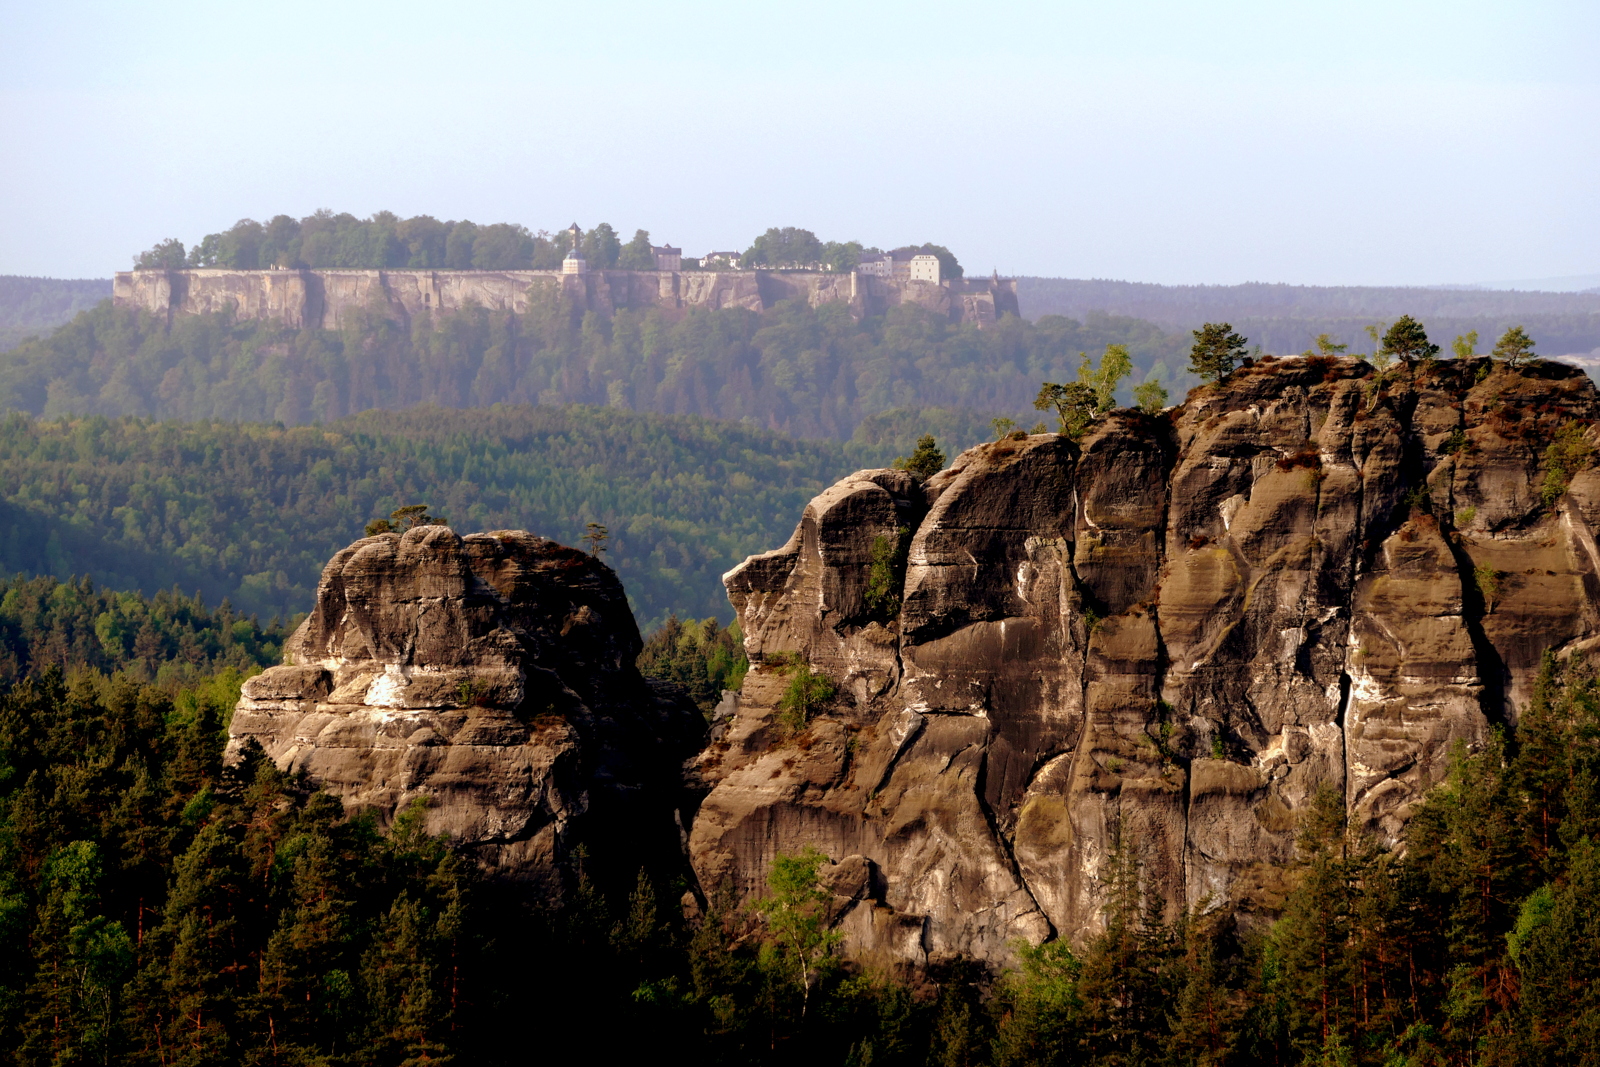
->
{"left": 691, "top": 356, "right": 1600, "bottom": 965}
{"left": 227, "top": 526, "right": 703, "bottom": 895}
{"left": 113, "top": 268, "right": 1021, "bottom": 330}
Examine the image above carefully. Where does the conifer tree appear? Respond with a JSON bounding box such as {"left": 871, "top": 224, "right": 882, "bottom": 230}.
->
{"left": 1492, "top": 325, "right": 1537, "bottom": 368}
{"left": 1380, "top": 314, "right": 1441, "bottom": 364}
{"left": 895, "top": 434, "right": 946, "bottom": 479}
{"left": 1188, "top": 322, "right": 1249, "bottom": 382}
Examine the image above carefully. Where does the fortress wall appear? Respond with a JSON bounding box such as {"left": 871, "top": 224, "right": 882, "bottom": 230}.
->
{"left": 112, "top": 268, "right": 1015, "bottom": 329}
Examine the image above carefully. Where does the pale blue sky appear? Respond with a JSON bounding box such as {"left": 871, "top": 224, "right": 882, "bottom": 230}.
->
{"left": 2, "top": 0, "right": 1596, "bottom": 285}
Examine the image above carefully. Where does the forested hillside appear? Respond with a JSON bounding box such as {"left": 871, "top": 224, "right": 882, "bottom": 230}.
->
{"left": 0, "top": 276, "right": 110, "bottom": 352}
{"left": 0, "top": 298, "right": 1188, "bottom": 439}
{"left": 0, "top": 405, "right": 890, "bottom": 628}
{"left": 2, "top": 643, "right": 1597, "bottom": 1063}
{"left": 0, "top": 573, "right": 290, "bottom": 686}
{"left": 1019, "top": 277, "right": 1600, "bottom": 358}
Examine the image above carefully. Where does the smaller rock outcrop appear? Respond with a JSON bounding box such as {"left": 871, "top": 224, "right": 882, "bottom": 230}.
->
{"left": 227, "top": 526, "right": 703, "bottom": 894}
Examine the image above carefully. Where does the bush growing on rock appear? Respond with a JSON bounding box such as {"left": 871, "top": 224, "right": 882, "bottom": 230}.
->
{"left": 775, "top": 657, "right": 835, "bottom": 735}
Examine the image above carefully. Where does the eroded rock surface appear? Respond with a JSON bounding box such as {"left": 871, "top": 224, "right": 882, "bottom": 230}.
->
{"left": 690, "top": 356, "right": 1600, "bottom": 965}
{"left": 227, "top": 526, "right": 702, "bottom": 894}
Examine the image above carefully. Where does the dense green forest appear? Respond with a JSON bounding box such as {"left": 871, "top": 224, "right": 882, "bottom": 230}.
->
{"left": 637, "top": 614, "right": 748, "bottom": 714}
{"left": 0, "top": 573, "right": 291, "bottom": 687}
{"left": 0, "top": 404, "right": 888, "bottom": 628}
{"left": 0, "top": 298, "right": 1187, "bottom": 438}
{"left": 2, "top": 640, "right": 1598, "bottom": 1064}
{"left": 1019, "top": 277, "right": 1600, "bottom": 360}
{"left": 134, "top": 211, "right": 959, "bottom": 279}
{"left": 0, "top": 277, "right": 109, "bottom": 353}
{"left": 137, "top": 212, "right": 619, "bottom": 272}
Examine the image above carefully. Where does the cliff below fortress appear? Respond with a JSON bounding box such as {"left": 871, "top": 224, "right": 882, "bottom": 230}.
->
{"left": 227, "top": 355, "right": 1600, "bottom": 972}
{"left": 114, "top": 267, "right": 1019, "bottom": 329}
{"left": 690, "top": 355, "right": 1600, "bottom": 966}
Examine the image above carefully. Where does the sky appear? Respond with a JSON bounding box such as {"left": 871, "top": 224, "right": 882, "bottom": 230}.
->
{"left": 2, "top": 0, "right": 1597, "bottom": 287}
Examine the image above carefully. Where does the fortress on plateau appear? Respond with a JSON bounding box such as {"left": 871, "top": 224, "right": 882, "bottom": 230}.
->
{"left": 114, "top": 254, "right": 1019, "bottom": 331}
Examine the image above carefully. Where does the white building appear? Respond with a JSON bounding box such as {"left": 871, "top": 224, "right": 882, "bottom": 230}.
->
{"left": 700, "top": 251, "right": 741, "bottom": 269}
{"left": 907, "top": 254, "right": 941, "bottom": 283}
{"left": 858, "top": 249, "right": 942, "bottom": 283}
{"left": 856, "top": 251, "right": 894, "bottom": 277}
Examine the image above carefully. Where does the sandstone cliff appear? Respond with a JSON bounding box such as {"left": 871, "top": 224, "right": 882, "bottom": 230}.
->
{"left": 113, "top": 268, "right": 1019, "bottom": 330}
{"left": 689, "top": 355, "right": 1600, "bottom": 967}
{"left": 227, "top": 526, "right": 703, "bottom": 894}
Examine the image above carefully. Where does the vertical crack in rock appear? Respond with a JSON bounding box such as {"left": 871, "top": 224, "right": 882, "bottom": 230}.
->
{"left": 689, "top": 356, "right": 1600, "bottom": 967}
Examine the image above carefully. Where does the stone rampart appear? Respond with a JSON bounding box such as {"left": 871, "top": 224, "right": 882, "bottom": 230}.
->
{"left": 112, "top": 268, "right": 1019, "bottom": 329}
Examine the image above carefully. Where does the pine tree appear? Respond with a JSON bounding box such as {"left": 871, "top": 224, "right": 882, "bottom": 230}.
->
{"left": 895, "top": 434, "right": 946, "bottom": 479}
{"left": 1492, "top": 325, "right": 1536, "bottom": 368}
{"left": 1188, "top": 322, "right": 1249, "bottom": 382}
{"left": 1381, "top": 315, "right": 1441, "bottom": 364}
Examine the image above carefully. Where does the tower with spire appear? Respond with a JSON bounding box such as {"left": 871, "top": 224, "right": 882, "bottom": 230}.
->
{"left": 562, "top": 222, "right": 587, "bottom": 275}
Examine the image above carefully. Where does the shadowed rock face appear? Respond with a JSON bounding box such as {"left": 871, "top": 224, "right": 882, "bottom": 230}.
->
{"left": 691, "top": 356, "right": 1600, "bottom": 966}
{"left": 227, "top": 526, "right": 703, "bottom": 895}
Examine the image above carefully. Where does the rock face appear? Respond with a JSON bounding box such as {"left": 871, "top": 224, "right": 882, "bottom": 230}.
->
{"left": 112, "top": 268, "right": 1020, "bottom": 330}
{"left": 689, "top": 356, "right": 1600, "bottom": 966}
{"left": 227, "top": 526, "right": 703, "bottom": 893}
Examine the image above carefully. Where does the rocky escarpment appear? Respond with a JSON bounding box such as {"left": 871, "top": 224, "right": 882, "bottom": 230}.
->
{"left": 689, "top": 356, "right": 1600, "bottom": 967}
{"left": 227, "top": 526, "right": 703, "bottom": 894}
{"left": 113, "top": 268, "right": 1020, "bottom": 330}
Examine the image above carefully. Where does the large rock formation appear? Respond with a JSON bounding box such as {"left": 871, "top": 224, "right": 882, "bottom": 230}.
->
{"left": 113, "top": 268, "right": 1020, "bottom": 330}
{"left": 688, "top": 356, "right": 1600, "bottom": 967}
{"left": 227, "top": 526, "right": 703, "bottom": 894}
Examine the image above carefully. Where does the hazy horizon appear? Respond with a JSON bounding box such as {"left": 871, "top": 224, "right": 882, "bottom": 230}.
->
{"left": 2, "top": 1, "right": 1596, "bottom": 287}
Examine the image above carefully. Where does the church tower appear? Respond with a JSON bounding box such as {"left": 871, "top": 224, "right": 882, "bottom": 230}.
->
{"left": 562, "top": 222, "right": 587, "bottom": 275}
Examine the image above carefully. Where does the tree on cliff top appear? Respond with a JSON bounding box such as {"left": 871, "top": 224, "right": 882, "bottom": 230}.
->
{"left": 1035, "top": 380, "right": 1099, "bottom": 438}
{"left": 134, "top": 238, "right": 187, "bottom": 270}
{"left": 894, "top": 434, "right": 945, "bottom": 479}
{"left": 366, "top": 503, "right": 448, "bottom": 536}
{"left": 581, "top": 223, "right": 622, "bottom": 270}
{"left": 741, "top": 227, "right": 825, "bottom": 270}
{"left": 1381, "top": 314, "right": 1441, "bottom": 364}
{"left": 1036, "top": 343, "right": 1133, "bottom": 437}
{"left": 1494, "top": 325, "right": 1537, "bottom": 367}
{"left": 619, "top": 229, "right": 655, "bottom": 270}
{"left": 1187, "top": 322, "right": 1249, "bottom": 382}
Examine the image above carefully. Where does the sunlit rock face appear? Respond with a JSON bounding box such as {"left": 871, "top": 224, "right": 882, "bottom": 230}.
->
{"left": 689, "top": 356, "right": 1600, "bottom": 967}
{"left": 227, "top": 526, "right": 703, "bottom": 896}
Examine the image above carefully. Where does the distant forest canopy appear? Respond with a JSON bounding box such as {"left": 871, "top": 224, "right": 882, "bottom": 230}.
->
{"left": 130, "top": 210, "right": 962, "bottom": 277}
{"left": 137, "top": 213, "right": 633, "bottom": 272}
{"left": 1019, "top": 277, "right": 1600, "bottom": 358}
{"left": 0, "top": 297, "right": 1189, "bottom": 439}
{"left": 0, "top": 404, "right": 900, "bottom": 629}
{"left": 737, "top": 225, "right": 962, "bottom": 277}
{"left": 0, "top": 572, "right": 290, "bottom": 687}
{"left": 0, "top": 275, "right": 110, "bottom": 352}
